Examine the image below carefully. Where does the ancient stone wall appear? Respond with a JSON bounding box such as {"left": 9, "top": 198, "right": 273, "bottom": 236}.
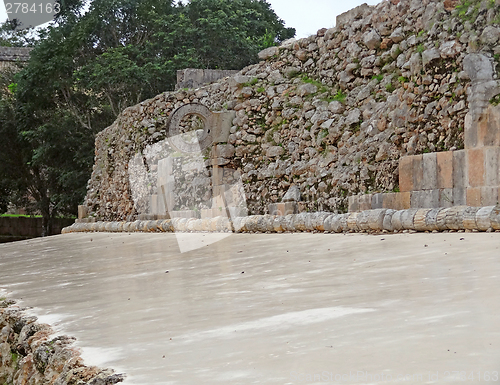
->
{"left": 0, "top": 47, "right": 32, "bottom": 71}
{"left": 84, "top": 0, "right": 500, "bottom": 221}
{"left": 0, "top": 299, "right": 124, "bottom": 385}
{"left": 176, "top": 68, "right": 240, "bottom": 90}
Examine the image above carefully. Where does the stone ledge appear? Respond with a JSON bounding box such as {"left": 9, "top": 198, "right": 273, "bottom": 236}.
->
{"left": 63, "top": 206, "right": 500, "bottom": 235}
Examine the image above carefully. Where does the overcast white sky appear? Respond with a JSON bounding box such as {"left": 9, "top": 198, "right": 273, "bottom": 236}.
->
{"left": 269, "top": 0, "right": 382, "bottom": 38}
{"left": 0, "top": 0, "right": 382, "bottom": 39}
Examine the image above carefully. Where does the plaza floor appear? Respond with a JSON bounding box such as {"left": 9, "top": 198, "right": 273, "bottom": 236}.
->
{"left": 1, "top": 231, "right": 499, "bottom": 384}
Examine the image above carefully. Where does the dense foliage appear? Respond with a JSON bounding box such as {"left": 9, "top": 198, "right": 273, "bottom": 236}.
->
{"left": 0, "top": 0, "right": 295, "bottom": 234}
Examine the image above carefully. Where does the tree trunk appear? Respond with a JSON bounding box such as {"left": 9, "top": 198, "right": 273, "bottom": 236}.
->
{"left": 40, "top": 197, "right": 52, "bottom": 237}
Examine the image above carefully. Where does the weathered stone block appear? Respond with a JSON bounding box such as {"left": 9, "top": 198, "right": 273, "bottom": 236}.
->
{"left": 363, "top": 29, "right": 381, "bottom": 50}
{"left": 258, "top": 46, "right": 279, "bottom": 60}
{"left": 481, "top": 186, "right": 499, "bottom": 206}
{"left": 268, "top": 202, "right": 298, "bottom": 216}
{"left": 411, "top": 190, "right": 439, "bottom": 208}
{"left": 211, "top": 111, "right": 236, "bottom": 143}
{"left": 467, "top": 187, "right": 482, "bottom": 207}
{"left": 452, "top": 187, "right": 467, "bottom": 206}
{"left": 78, "top": 205, "right": 88, "bottom": 219}
{"left": 348, "top": 195, "right": 360, "bottom": 212}
{"left": 412, "top": 155, "right": 424, "bottom": 191}
{"left": 464, "top": 113, "right": 477, "bottom": 149}
{"left": 358, "top": 194, "right": 373, "bottom": 211}
{"left": 266, "top": 146, "right": 285, "bottom": 158}
{"left": 436, "top": 151, "right": 454, "bottom": 189}
{"left": 422, "top": 153, "right": 438, "bottom": 190}
{"left": 453, "top": 150, "right": 468, "bottom": 188}
{"left": 478, "top": 105, "right": 500, "bottom": 147}
{"left": 439, "top": 189, "right": 454, "bottom": 208}
{"left": 467, "top": 148, "right": 485, "bottom": 187}
{"left": 383, "top": 192, "right": 411, "bottom": 210}
{"left": 484, "top": 147, "right": 500, "bottom": 186}
{"left": 371, "top": 193, "right": 384, "bottom": 209}
{"left": 399, "top": 156, "right": 414, "bottom": 192}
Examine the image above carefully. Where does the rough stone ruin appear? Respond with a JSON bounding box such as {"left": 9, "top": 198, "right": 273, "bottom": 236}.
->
{"left": 81, "top": 0, "right": 500, "bottom": 224}
{"left": 0, "top": 47, "right": 32, "bottom": 70}
{"left": 176, "top": 68, "right": 240, "bottom": 90}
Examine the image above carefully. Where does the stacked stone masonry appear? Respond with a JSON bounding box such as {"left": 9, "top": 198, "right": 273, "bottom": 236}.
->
{"left": 349, "top": 46, "right": 500, "bottom": 212}
{"left": 83, "top": 0, "right": 500, "bottom": 222}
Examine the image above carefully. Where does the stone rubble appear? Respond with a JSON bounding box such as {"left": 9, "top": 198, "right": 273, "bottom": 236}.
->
{"left": 83, "top": 0, "right": 500, "bottom": 222}
{"left": 0, "top": 300, "right": 125, "bottom": 385}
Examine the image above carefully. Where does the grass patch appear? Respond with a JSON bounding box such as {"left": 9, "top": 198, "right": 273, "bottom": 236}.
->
{"left": 372, "top": 74, "right": 384, "bottom": 83}
{"left": 301, "top": 75, "right": 329, "bottom": 93}
{"left": 456, "top": 0, "right": 480, "bottom": 22}
{"left": 385, "top": 83, "right": 396, "bottom": 93}
{"left": 331, "top": 89, "right": 347, "bottom": 103}
{"left": 416, "top": 44, "right": 425, "bottom": 53}
{"left": 0, "top": 214, "right": 43, "bottom": 218}
{"left": 398, "top": 76, "right": 408, "bottom": 83}
{"left": 490, "top": 94, "right": 500, "bottom": 106}
{"left": 242, "top": 78, "right": 258, "bottom": 87}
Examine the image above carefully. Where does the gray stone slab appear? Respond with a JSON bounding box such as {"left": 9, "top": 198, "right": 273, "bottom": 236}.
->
{"left": 411, "top": 190, "right": 440, "bottom": 208}
{"left": 484, "top": 147, "right": 500, "bottom": 186}
{"left": 348, "top": 195, "right": 360, "bottom": 213}
{"left": 358, "top": 194, "right": 373, "bottom": 211}
{"left": 452, "top": 187, "right": 467, "bottom": 206}
{"left": 371, "top": 193, "right": 384, "bottom": 209}
{"left": 452, "top": 150, "right": 468, "bottom": 188}
{"left": 481, "top": 186, "right": 499, "bottom": 206}
{"left": 2, "top": 233, "right": 500, "bottom": 385}
{"left": 439, "top": 188, "right": 454, "bottom": 208}
{"left": 412, "top": 155, "right": 424, "bottom": 191}
{"left": 464, "top": 113, "right": 477, "bottom": 149}
{"left": 422, "top": 153, "right": 438, "bottom": 190}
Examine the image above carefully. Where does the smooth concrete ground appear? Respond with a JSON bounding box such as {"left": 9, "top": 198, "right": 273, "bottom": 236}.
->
{"left": 1, "top": 231, "right": 500, "bottom": 384}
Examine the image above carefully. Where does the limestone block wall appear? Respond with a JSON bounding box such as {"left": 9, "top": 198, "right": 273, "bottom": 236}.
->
{"left": 84, "top": 0, "right": 500, "bottom": 221}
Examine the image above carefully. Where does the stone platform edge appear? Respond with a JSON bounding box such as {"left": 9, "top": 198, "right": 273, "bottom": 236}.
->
{"left": 63, "top": 206, "right": 500, "bottom": 234}
{"left": 0, "top": 299, "right": 125, "bottom": 385}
